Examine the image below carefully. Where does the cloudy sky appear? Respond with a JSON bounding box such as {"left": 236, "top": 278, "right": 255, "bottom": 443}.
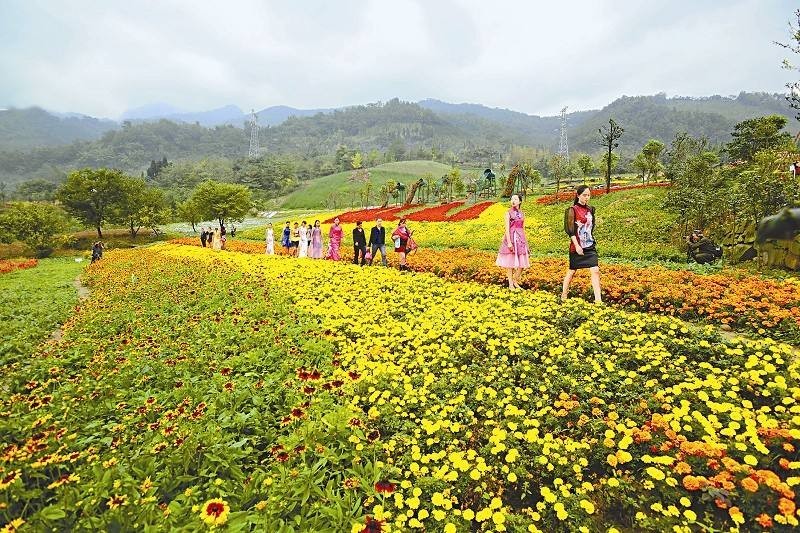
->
{"left": 1, "top": 0, "right": 795, "bottom": 119}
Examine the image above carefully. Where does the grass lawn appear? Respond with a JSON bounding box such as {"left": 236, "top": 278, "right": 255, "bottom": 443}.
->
{"left": 279, "top": 160, "right": 453, "bottom": 209}
{"left": 0, "top": 257, "right": 84, "bottom": 364}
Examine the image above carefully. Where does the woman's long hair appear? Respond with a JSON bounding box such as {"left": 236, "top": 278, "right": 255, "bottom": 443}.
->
{"left": 574, "top": 185, "right": 590, "bottom": 205}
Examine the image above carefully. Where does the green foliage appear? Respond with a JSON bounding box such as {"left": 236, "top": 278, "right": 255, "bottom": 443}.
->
{"left": 350, "top": 151, "right": 363, "bottom": 170}
{"left": 190, "top": 180, "right": 252, "bottom": 226}
{"left": 727, "top": 149, "right": 800, "bottom": 227}
{"left": 57, "top": 168, "right": 130, "bottom": 237}
{"left": 0, "top": 257, "right": 82, "bottom": 364}
{"left": 631, "top": 139, "right": 665, "bottom": 183}
{"left": 575, "top": 153, "right": 594, "bottom": 176}
{"left": 724, "top": 115, "right": 794, "bottom": 161}
{"left": 114, "top": 179, "right": 169, "bottom": 236}
{"left": 0, "top": 202, "right": 72, "bottom": 256}
{"left": 662, "top": 135, "right": 724, "bottom": 233}
{"left": 12, "top": 178, "right": 62, "bottom": 201}
{"left": 177, "top": 197, "right": 203, "bottom": 231}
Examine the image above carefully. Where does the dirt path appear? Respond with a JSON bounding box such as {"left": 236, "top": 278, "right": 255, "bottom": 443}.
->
{"left": 50, "top": 274, "right": 89, "bottom": 341}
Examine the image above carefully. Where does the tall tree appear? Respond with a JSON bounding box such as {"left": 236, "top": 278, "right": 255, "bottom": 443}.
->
{"left": 775, "top": 9, "right": 800, "bottom": 121}
{"left": 114, "top": 178, "right": 168, "bottom": 237}
{"left": 57, "top": 168, "right": 129, "bottom": 238}
{"left": 190, "top": 180, "right": 252, "bottom": 228}
{"left": 177, "top": 198, "right": 202, "bottom": 232}
{"left": 576, "top": 154, "right": 594, "bottom": 179}
{"left": 597, "top": 119, "right": 624, "bottom": 193}
{"left": 636, "top": 139, "right": 665, "bottom": 183}
{"left": 724, "top": 115, "right": 794, "bottom": 162}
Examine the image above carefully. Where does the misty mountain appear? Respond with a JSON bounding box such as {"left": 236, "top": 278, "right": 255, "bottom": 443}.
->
{"left": 0, "top": 107, "right": 117, "bottom": 150}
{"left": 120, "top": 102, "right": 186, "bottom": 121}
{"left": 1, "top": 92, "right": 797, "bottom": 184}
{"left": 119, "top": 103, "right": 334, "bottom": 128}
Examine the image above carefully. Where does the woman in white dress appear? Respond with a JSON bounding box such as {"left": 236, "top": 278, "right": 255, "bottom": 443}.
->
{"left": 211, "top": 228, "right": 222, "bottom": 251}
{"left": 298, "top": 221, "right": 309, "bottom": 258}
{"left": 266, "top": 223, "right": 275, "bottom": 255}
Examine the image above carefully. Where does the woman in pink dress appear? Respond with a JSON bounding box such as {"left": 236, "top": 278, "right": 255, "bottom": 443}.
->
{"left": 496, "top": 194, "right": 530, "bottom": 290}
{"left": 310, "top": 220, "right": 323, "bottom": 259}
{"left": 327, "top": 217, "right": 343, "bottom": 260}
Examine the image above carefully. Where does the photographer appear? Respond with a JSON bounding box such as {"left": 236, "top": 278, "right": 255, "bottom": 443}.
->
{"left": 687, "top": 230, "right": 721, "bottom": 264}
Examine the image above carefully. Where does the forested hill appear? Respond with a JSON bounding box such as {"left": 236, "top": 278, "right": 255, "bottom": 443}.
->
{"left": 570, "top": 93, "right": 798, "bottom": 152}
{"left": 0, "top": 107, "right": 117, "bottom": 150}
{"left": 0, "top": 93, "right": 796, "bottom": 183}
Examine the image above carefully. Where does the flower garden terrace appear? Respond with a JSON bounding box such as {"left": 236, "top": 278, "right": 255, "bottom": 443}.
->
{"left": 170, "top": 238, "right": 800, "bottom": 345}
{"left": 2, "top": 242, "right": 799, "bottom": 532}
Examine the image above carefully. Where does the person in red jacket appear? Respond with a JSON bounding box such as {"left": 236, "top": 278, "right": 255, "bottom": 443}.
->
{"left": 561, "top": 185, "right": 602, "bottom": 304}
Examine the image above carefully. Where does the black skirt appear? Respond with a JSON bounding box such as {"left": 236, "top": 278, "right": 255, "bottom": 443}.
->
{"left": 569, "top": 245, "right": 598, "bottom": 270}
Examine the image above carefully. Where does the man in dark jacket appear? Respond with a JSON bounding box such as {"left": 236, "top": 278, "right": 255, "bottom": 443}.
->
{"left": 687, "top": 231, "right": 721, "bottom": 264}
{"left": 368, "top": 218, "right": 387, "bottom": 266}
{"left": 353, "top": 221, "right": 367, "bottom": 266}
{"left": 200, "top": 228, "right": 208, "bottom": 247}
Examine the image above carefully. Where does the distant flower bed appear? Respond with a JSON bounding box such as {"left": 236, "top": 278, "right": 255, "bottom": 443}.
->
{"left": 536, "top": 182, "right": 671, "bottom": 205}
{"left": 323, "top": 204, "right": 420, "bottom": 224}
{"left": 405, "top": 201, "right": 464, "bottom": 221}
{"left": 325, "top": 201, "right": 495, "bottom": 224}
{"left": 0, "top": 258, "right": 38, "bottom": 275}
{"left": 446, "top": 201, "right": 495, "bottom": 221}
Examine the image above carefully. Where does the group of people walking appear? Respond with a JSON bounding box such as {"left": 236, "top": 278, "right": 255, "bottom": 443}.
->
{"left": 197, "top": 185, "right": 602, "bottom": 300}
{"left": 496, "top": 184, "right": 603, "bottom": 303}
{"left": 200, "top": 225, "right": 228, "bottom": 251}
{"left": 263, "top": 217, "right": 416, "bottom": 269}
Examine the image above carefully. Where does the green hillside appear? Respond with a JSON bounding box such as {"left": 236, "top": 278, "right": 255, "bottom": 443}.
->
{"left": 279, "top": 160, "right": 452, "bottom": 209}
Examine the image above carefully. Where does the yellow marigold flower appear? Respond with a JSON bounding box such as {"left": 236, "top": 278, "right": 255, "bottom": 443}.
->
{"left": 728, "top": 506, "right": 744, "bottom": 525}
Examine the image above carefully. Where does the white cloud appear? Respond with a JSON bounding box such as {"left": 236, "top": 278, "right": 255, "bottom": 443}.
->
{"left": 0, "top": 0, "right": 792, "bottom": 118}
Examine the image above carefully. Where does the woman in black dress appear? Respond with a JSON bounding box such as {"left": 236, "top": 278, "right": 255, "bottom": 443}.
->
{"left": 561, "top": 185, "right": 602, "bottom": 303}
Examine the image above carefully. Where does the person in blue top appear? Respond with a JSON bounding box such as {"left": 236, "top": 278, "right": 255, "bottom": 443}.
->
{"left": 281, "top": 221, "right": 291, "bottom": 254}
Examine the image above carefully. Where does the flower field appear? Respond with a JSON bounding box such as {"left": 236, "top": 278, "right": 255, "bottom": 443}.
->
{"left": 324, "top": 201, "right": 495, "bottom": 224}
{"left": 170, "top": 239, "right": 800, "bottom": 344}
{"left": 2, "top": 243, "right": 799, "bottom": 532}
{"left": 0, "top": 258, "right": 38, "bottom": 275}
{"left": 536, "top": 183, "right": 672, "bottom": 205}
{"left": 241, "top": 188, "right": 681, "bottom": 261}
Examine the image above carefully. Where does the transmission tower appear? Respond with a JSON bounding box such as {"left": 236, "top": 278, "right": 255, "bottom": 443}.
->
{"left": 248, "top": 109, "right": 259, "bottom": 158}
{"left": 557, "top": 106, "right": 569, "bottom": 162}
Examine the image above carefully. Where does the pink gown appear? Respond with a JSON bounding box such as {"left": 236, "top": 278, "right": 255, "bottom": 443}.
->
{"left": 496, "top": 207, "right": 530, "bottom": 268}
{"left": 327, "top": 224, "right": 343, "bottom": 260}
{"left": 310, "top": 227, "right": 323, "bottom": 259}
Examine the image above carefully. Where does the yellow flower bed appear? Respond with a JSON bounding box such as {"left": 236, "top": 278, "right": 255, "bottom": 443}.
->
{"left": 3, "top": 243, "right": 797, "bottom": 532}
{"left": 158, "top": 244, "right": 799, "bottom": 532}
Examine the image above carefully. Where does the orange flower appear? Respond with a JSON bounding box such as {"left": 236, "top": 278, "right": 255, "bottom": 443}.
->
{"left": 674, "top": 461, "right": 692, "bottom": 475}
{"left": 756, "top": 513, "right": 773, "bottom": 528}
{"left": 778, "top": 497, "right": 796, "bottom": 517}
{"left": 682, "top": 475, "right": 704, "bottom": 491}
{"left": 740, "top": 477, "right": 759, "bottom": 492}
